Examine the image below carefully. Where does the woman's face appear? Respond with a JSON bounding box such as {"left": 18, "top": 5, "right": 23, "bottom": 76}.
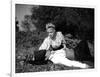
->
{"left": 47, "top": 28, "right": 55, "bottom": 38}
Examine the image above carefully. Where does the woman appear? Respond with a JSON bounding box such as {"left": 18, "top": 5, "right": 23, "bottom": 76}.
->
{"left": 39, "top": 23, "right": 89, "bottom": 68}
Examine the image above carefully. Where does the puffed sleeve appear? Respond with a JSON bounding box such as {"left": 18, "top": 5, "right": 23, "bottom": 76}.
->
{"left": 58, "top": 32, "right": 66, "bottom": 44}
{"left": 39, "top": 37, "right": 50, "bottom": 50}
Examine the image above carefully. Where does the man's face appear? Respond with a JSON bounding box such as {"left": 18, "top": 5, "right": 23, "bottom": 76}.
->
{"left": 47, "top": 28, "right": 55, "bottom": 38}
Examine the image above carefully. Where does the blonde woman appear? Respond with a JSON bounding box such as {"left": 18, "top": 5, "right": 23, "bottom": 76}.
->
{"left": 39, "top": 23, "right": 89, "bottom": 68}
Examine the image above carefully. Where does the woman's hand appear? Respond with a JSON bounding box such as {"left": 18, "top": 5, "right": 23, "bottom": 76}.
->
{"left": 63, "top": 44, "right": 68, "bottom": 51}
{"left": 45, "top": 50, "right": 51, "bottom": 60}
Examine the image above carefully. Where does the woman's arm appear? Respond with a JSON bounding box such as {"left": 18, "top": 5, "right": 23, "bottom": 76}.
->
{"left": 39, "top": 37, "right": 52, "bottom": 60}
{"left": 39, "top": 37, "right": 50, "bottom": 50}
{"left": 62, "top": 43, "right": 68, "bottom": 51}
{"left": 59, "top": 32, "right": 68, "bottom": 51}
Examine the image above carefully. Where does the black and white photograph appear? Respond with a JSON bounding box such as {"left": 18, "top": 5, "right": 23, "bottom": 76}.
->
{"left": 15, "top": 3, "right": 94, "bottom": 73}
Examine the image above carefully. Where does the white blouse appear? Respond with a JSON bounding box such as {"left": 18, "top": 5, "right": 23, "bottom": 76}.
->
{"left": 39, "top": 31, "right": 66, "bottom": 50}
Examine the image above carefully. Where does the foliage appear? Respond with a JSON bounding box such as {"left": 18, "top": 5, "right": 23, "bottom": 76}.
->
{"left": 21, "top": 15, "right": 36, "bottom": 32}
{"left": 31, "top": 6, "right": 94, "bottom": 41}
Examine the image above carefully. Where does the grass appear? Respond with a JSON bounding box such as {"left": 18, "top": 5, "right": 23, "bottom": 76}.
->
{"left": 16, "top": 59, "right": 94, "bottom": 73}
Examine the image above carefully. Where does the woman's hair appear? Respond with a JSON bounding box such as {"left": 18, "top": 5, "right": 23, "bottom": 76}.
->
{"left": 46, "top": 23, "right": 55, "bottom": 30}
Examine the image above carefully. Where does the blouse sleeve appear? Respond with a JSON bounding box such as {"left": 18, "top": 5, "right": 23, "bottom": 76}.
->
{"left": 39, "top": 37, "right": 50, "bottom": 50}
{"left": 58, "top": 32, "right": 66, "bottom": 44}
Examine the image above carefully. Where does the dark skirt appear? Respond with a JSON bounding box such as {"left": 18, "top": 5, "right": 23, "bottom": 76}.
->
{"left": 28, "top": 50, "right": 53, "bottom": 65}
{"left": 74, "top": 40, "right": 94, "bottom": 62}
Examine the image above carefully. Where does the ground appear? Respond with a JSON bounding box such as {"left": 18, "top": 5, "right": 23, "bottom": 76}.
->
{"left": 15, "top": 32, "right": 94, "bottom": 73}
{"left": 16, "top": 59, "right": 94, "bottom": 73}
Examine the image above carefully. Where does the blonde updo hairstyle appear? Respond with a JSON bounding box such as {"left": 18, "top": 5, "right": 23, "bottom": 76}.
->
{"left": 46, "top": 23, "right": 55, "bottom": 30}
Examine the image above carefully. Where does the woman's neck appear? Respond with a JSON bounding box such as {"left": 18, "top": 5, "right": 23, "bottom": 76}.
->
{"left": 51, "top": 32, "right": 57, "bottom": 40}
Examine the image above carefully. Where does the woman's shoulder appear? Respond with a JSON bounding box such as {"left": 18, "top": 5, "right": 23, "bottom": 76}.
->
{"left": 44, "top": 36, "right": 50, "bottom": 41}
{"left": 57, "top": 31, "right": 63, "bottom": 35}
